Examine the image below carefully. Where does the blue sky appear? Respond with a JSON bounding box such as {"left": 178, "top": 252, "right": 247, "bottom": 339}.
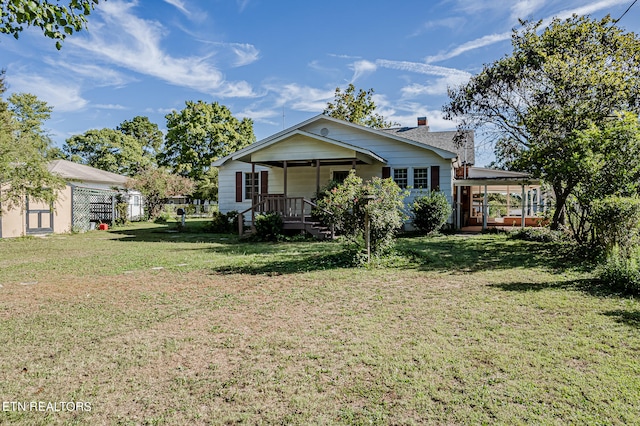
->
{"left": 2, "top": 0, "right": 639, "bottom": 166}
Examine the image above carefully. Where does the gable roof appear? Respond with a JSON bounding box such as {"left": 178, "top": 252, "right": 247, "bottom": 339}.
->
{"left": 213, "top": 114, "right": 461, "bottom": 167}
{"left": 380, "top": 126, "right": 475, "bottom": 166}
{"left": 48, "top": 159, "right": 128, "bottom": 186}
{"left": 231, "top": 129, "right": 386, "bottom": 164}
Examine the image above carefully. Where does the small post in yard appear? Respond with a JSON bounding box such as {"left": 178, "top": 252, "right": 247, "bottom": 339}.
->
{"left": 363, "top": 194, "right": 375, "bottom": 263}
{"left": 177, "top": 207, "right": 186, "bottom": 229}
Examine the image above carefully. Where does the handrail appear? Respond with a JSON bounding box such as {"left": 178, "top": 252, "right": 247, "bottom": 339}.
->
{"left": 236, "top": 196, "right": 334, "bottom": 236}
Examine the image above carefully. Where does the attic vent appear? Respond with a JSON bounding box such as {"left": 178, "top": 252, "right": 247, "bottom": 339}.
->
{"left": 320, "top": 127, "right": 329, "bottom": 137}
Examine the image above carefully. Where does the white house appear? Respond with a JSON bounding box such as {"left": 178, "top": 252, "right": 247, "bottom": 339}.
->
{"left": 213, "top": 114, "right": 544, "bottom": 236}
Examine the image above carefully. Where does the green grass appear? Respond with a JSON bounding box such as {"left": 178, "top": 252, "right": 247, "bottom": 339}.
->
{"left": 1, "top": 220, "right": 639, "bottom": 425}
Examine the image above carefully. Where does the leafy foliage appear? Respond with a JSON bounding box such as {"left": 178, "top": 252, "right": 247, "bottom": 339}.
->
{"left": 253, "top": 212, "right": 284, "bottom": 242}
{"left": 0, "top": 71, "right": 63, "bottom": 209}
{"left": 444, "top": 15, "right": 640, "bottom": 230}
{"left": 598, "top": 246, "right": 640, "bottom": 295}
{"left": 125, "top": 167, "right": 194, "bottom": 220}
{"left": 410, "top": 191, "right": 452, "bottom": 235}
{"left": 116, "top": 116, "right": 163, "bottom": 163}
{"left": 0, "top": 0, "right": 101, "bottom": 50}
{"left": 315, "top": 171, "right": 407, "bottom": 260}
{"left": 323, "top": 84, "right": 398, "bottom": 129}
{"left": 566, "top": 113, "right": 640, "bottom": 245}
{"left": 591, "top": 196, "right": 640, "bottom": 257}
{"left": 205, "top": 210, "right": 239, "bottom": 234}
{"left": 159, "top": 101, "right": 255, "bottom": 199}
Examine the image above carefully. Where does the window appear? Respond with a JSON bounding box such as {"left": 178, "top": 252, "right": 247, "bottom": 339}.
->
{"left": 245, "top": 172, "right": 259, "bottom": 200}
{"left": 393, "top": 168, "right": 408, "bottom": 189}
{"left": 332, "top": 170, "right": 350, "bottom": 184}
{"left": 413, "top": 168, "right": 428, "bottom": 189}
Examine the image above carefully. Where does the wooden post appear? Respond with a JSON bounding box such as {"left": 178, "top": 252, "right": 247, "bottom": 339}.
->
{"left": 316, "top": 159, "right": 320, "bottom": 196}
{"left": 283, "top": 160, "right": 288, "bottom": 198}
{"left": 251, "top": 163, "right": 255, "bottom": 227}
{"left": 482, "top": 185, "right": 488, "bottom": 231}
{"left": 521, "top": 184, "right": 525, "bottom": 229}
{"left": 456, "top": 185, "right": 461, "bottom": 229}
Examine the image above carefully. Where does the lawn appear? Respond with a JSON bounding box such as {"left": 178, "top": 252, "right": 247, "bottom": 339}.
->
{"left": 1, "top": 221, "right": 639, "bottom": 425}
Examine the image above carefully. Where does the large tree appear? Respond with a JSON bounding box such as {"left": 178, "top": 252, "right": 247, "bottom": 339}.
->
{"left": 159, "top": 100, "right": 255, "bottom": 199}
{"left": 117, "top": 116, "right": 163, "bottom": 162}
{"left": 1, "top": 0, "right": 101, "bottom": 49}
{"left": 64, "top": 128, "right": 151, "bottom": 176}
{"left": 323, "top": 84, "right": 398, "bottom": 129}
{"left": 0, "top": 71, "right": 63, "bottom": 208}
{"left": 443, "top": 15, "right": 640, "bottom": 229}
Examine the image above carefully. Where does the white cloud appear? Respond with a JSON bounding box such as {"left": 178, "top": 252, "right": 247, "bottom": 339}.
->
{"left": 425, "top": 0, "right": 630, "bottom": 63}
{"left": 200, "top": 41, "right": 260, "bottom": 67}
{"left": 376, "top": 60, "right": 471, "bottom": 96}
{"left": 349, "top": 60, "right": 377, "bottom": 83}
{"left": 237, "top": 0, "right": 251, "bottom": 12}
{"left": 163, "top": 0, "right": 191, "bottom": 17}
{"left": 43, "top": 59, "right": 135, "bottom": 88}
{"left": 510, "top": 0, "right": 546, "bottom": 21}
{"left": 6, "top": 73, "right": 88, "bottom": 112}
{"left": 95, "top": 104, "right": 128, "bottom": 110}
{"left": 68, "top": 0, "right": 257, "bottom": 98}
{"left": 425, "top": 32, "right": 511, "bottom": 63}
{"left": 265, "top": 83, "right": 335, "bottom": 112}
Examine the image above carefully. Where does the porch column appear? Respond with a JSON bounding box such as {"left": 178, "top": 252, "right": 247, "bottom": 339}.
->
{"left": 456, "top": 185, "right": 461, "bottom": 229}
{"left": 482, "top": 184, "right": 488, "bottom": 231}
{"left": 351, "top": 159, "right": 356, "bottom": 170}
{"left": 283, "top": 160, "right": 288, "bottom": 198}
{"left": 506, "top": 185, "right": 511, "bottom": 216}
{"left": 521, "top": 184, "right": 525, "bottom": 229}
{"left": 316, "top": 159, "right": 321, "bottom": 196}
{"left": 251, "top": 162, "right": 256, "bottom": 226}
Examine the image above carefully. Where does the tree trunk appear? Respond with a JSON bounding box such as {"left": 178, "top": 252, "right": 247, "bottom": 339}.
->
{"left": 549, "top": 183, "right": 569, "bottom": 230}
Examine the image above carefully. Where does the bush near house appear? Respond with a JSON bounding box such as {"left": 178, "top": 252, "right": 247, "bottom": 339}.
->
{"left": 253, "top": 212, "right": 284, "bottom": 242}
{"left": 410, "top": 190, "right": 452, "bottom": 235}
{"left": 315, "top": 171, "right": 407, "bottom": 261}
{"left": 205, "top": 210, "right": 240, "bottom": 234}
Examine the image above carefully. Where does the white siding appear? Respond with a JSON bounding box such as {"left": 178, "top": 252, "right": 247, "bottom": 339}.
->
{"left": 218, "top": 119, "right": 456, "bottom": 224}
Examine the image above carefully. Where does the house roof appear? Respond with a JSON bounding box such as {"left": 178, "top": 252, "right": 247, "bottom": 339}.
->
{"left": 213, "top": 114, "right": 461, "bottom": 167}
{"left": 454, "top": 167, "right": 540, "bottom": 186}
{"left": 48, "top": 159, "right": 129, "bottom": 186}
{"left": 380, "top": 126, "right": 475, "bottom": 165}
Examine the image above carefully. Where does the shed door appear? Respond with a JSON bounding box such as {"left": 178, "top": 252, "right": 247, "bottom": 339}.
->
{"left": 26, "top": 197, "right": 54, "bottom": 235}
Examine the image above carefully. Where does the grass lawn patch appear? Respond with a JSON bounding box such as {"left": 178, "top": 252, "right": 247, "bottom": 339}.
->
{"left": 1, "top": 221, "right": 639, "bottom": 424}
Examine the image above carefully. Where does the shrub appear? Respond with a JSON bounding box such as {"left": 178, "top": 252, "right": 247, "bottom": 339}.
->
{"left": 410, "top": 191, "right": 452, "bottom": 234}
{"left": 205, "top": 210, "right": 239, "bottom": 234}
{"left": 315, "top": 171, "right": 407, "bottom": 261}
{"left": 509, "top": 227, "right": 565, "bottom": 242}
{"left": 591, "top": 196, "right": 640, "bottom": 256}
{"left": 253, "top": 212, "right": 283, "bottom": 242}
{"left": 597, "top": 246, "right": 640, "bottom": 294}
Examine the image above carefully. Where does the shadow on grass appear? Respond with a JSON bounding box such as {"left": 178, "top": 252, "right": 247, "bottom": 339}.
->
{"left": 489, "top": 278, "right": 623, "bottom": 297}
{"left": 603, "top": 310, "right": 640, "bottom": 329}
{"left": 107, "top": 223, "right": 594, "bottom": 276}
{"left": 395, "top": 234, "right": 592, "bottom": 274}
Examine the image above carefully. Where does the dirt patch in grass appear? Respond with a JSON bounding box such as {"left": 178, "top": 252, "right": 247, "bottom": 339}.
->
{"left": 1, "top": 226, "right": 639, "bottom": 424}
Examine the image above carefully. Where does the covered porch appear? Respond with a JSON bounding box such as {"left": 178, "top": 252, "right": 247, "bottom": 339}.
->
{"left": 454, "top": 167, "right": 548, "bottom": 231}
{"left": 231, "top": 129, "right": 386, "bottom": 237}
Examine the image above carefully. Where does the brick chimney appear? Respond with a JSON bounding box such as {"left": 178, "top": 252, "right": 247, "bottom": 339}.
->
{"left": 417, "top": 116, "right": 428, "bottom": 126}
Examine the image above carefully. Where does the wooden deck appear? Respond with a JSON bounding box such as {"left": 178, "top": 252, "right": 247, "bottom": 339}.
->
{"left": 238, "top": 195, "right": 335, "bottom": 239}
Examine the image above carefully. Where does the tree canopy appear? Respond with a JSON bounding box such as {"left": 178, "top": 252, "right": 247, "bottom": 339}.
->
{"left": 64, "top": 128, "right": 152, "bottom": 176}
{"left": 443, "top": 15, "right": 640, "bottom": 229}
{"left": 158, "top": 100, "right": 255, "bottom": 199}
{"left": 0, "top": 71, "right": 63, "bottom": 208}
{"left": 0, "top": 0, "right": 101, "bottom": 50}
{"left": 323, "top": 84, "right": 398, "bottom": 129}
{"left": 117, "top": 116, "right": 163, "bottom": 163}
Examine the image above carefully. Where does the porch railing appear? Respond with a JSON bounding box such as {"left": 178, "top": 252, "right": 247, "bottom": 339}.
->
{"left": 237, "top": 195, "right": 333, "bottom": 236}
